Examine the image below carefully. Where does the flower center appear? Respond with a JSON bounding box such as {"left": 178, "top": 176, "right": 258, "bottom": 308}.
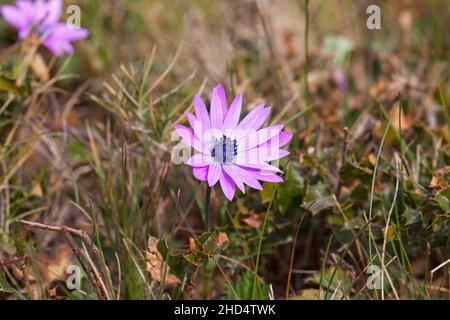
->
{"left": 36, "top": 24, "right": 51, "bottom": 36}
{"left": 211, "top": 135, "right": 237, "bottom": 164}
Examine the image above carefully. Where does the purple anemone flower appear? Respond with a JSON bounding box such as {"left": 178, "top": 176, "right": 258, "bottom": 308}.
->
{"left": 175, "top": 84, "right": 292, "bottom": 201}
{"left": 1, "top": 0, "right": 89, "bottom": 57}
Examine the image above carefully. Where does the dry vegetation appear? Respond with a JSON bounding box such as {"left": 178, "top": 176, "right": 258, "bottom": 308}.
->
{"left": 0, "top": 0, "right": 449, "bottom": 300}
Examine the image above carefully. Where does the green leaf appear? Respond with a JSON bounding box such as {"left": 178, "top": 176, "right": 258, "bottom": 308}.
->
{"left": 260, "top": 182, "right": 275, "bottom": 203}
{"left": 225, "top": 271, "right": 269, "bottom": 300}
{"left": 277, "top": 162, "right": 304, "bottom": 215}
{"left": 0, "top": 270, "right": 14, "bottom": 293}
{"left": 403, "top": 206, "right": 422, "bottom": 226}
{"left": 292, "top": 288, "right": 324, "bottom": 300}
{"left": 304, "top": 196, "right": 336, "bottom": 216}
{"left": 432, "top": 195, "right": 450, "bottom": 214}
{"left": 307, "top": 267, "right": 353, "bottom": 299}
{"left": 0, "top": 74, "right": 26, "bottom": 96}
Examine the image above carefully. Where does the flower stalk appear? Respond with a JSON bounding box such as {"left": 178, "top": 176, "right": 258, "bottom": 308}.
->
{"left": 204, "top": 186, "right": 212, "bottom": 231}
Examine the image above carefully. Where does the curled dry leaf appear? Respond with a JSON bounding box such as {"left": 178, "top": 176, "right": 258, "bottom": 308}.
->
{"left": 40, "top": 245, "right": 74, "bottom": 285}
{"left": 31, "top": 180, "right": 43, "bottom": 198}
{"left": 188, "top": 237, "right": 196, "bottom": 253}
{"left": 216, "top": 232, "right": 229, "bottom": 248}
{"left": 145, "top": 236, "right": 181, "bottom": 286}
{"left": 429, "top": 166, "right": 450, "bottom": 193}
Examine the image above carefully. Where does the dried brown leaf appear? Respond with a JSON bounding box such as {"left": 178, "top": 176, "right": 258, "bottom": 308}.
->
{"left": 145, "top": 236, "right": 181, "bottom": 285}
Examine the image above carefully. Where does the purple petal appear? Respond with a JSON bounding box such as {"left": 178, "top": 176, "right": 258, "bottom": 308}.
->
{"left": 186, "top": 112, "right": 203, "bottom": 139}
{"left": 174, "top": 124, "right": 203, "bottom": 152}
{"left": 16, "top": 0, "right": 34, "bottom": 21}
{"left": 42, "top": 37, "right": 66, "bottom": 56}
{"left": 49, "top": 24, "right": 89, "bottom": 41}
{"left": 194, "top": 95, "right": 211, "bottom": 131}
{"left": 254, "top": 131, "right": 293, "bottom": 152}
{"left": 193, "top": 166, "right": 208, "bottom": 181}
{"left": 222, "top": 165, "right": 245, "bottom": 193}
{"left": 239, "top": 125, "right": 283, "bottom": 151}
{"left": 223, "top": 93, "right": 242, "bottom": 130}
{"left": 207, "top": 163, "right": 222, "bottom": 187}
{"left": 43, "top": 24, "right": 89, "bottom": 56}
{"left": 225, "top": 165, "right": 262, "bottom": 190}
{"left": 241, "top": 166, "right": 284, "bottom": 183}
{"left": 237, "top": 105, "right": 271, "bottom": 132}
{"left": 278, "top": 131, "right": 293, "bottom": 147}
{"left": 235, "top": 146, "right": 289, "bottom": 164}
{"left": 255, "top": 173, "right": 284, "bottom": 183}
{"left": 43, "top": 0, "right": 62, "bottom": 25}
{"left": 210, "top": 85, "right": 225, "bottom": 129}
{"left": 187, "top": 154, "right": 211, "bottom": 167}
{"left": 255, "top": 148, "right": 290, "bottom": 162}
{"left": 216, "top": 84, "right": 228, "bottom": 114}
{"left": 1, "top": 5, "right": 29, "bottom": 30}
{"left": 239, "top": 163, "right": 283, "bottom": 173}
{"left": 219, "top": 171, "right": 236, "bottom": 201}
{"left": 185, "top": 112, "right": 196, "bottom": 129}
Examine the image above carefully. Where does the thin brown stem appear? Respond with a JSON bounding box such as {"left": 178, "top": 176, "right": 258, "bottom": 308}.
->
{"left": 335, "top": 126, "right": 349, "bottom": 199}
{"left": 303, "top": 0, "right": 310, "bottom": 105}
{"left": 204, "top": 186, "right": 212, "bottom": 231}
{"left": 15, "top": 219, "right": 110, "bottom": 300}
{"left": 285, "top": 212, "right": 307, "bottom": 299}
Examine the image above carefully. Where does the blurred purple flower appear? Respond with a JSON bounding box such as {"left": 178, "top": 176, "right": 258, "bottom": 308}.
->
{"left": 334, "top": 68, "right": 347, "bottom": 93}
{"left": 175, "top": 84, "right": 292, "bottom": 201}
{"left": 1, "top": 0, "right": 89, "bottom": 56}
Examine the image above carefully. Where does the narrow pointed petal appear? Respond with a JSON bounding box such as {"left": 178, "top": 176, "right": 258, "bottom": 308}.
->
{"left": 186, "top": 112, "right": 203, "bottom": 138}
{"left": 207, "top": 163, "right": 222, "bottom": 187}
{"left": 187, "top": 154, "right": 212, "bottom": 167}
{"left": 194, "top": 95, "right": 211, "bottom": 130}
{"left": 237, "top": 104, "right": 265, "bottom": 131}
{"left": 186, "top": 112, "right": 196, "bottom": 130}
{"left": 210, "top": 85, "right": 226, "bottom": 129}
{"left": 253, "top": 131, "right": 293, "bottom": 156}
{"left": 239, "top": 125, "right": 283, "bottom": 151}
{"left": 223, "top": 93, "right": 242, "bottom": 129}
{"left": 47, "top": 24, "right": 89, "bottom": 41}
{"left": 193, "top": 166, "right": 208, "bottom": 181}
{"left": 278, "top": 131, "right": 293, "bottom": 147}
{"left": 43, "top": 24, "right": 89, "bottom": 56}
{"left": 238, "top": 163, "right": 283, "bottom": 173}
{"left": 249, "top": 107, "right": 271, "bottom": 131}
{"left": 235, "top": 146, "right": 289, "bottom": 164}
{"left": 238, "top": 104, "right": 271, "bottom": 134}
{"left": 43, "top": 0, "right": 62, "bottom": 25}
{"left": 1, "top": 5, "right": 28, "bottom": 30}
{"left": 219, "top": 172, "right": 236, "bottom": 201}
{"left": 255, "top": 173, "right": 284, "bottom": 183}
{"left": 215, "top": 84, "right": 228, "bottom": 114}
{"left": 222, "top": 165, "right": 245, "bottom": 193}
{"left": 236, "top": 166, "right": 284, "bottom": 183}
{"left": 225, "top": 164, "right": 262, "bottom": 190}
{"left": 174, "top": 124, "right": 203, "bottom": 152}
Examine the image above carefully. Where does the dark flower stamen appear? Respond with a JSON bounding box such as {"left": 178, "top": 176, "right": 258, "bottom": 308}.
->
{"left": 211, "top": 135, "right": 238, "bottom": 164}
